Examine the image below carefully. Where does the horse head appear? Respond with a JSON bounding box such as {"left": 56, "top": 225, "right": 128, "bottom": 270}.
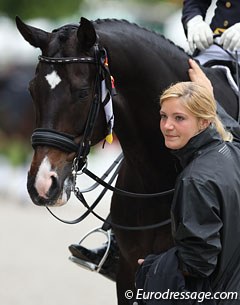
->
{"left": 16, "top": 17, "right": 110, "bottom": 206}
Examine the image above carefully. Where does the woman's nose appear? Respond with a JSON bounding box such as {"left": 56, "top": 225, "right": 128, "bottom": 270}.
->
{"left": 164, "top": 119, "right": 174, "bottom": 130}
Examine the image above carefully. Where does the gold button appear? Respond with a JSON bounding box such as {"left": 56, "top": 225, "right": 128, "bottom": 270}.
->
{"left": 226, "top": 1, "right": 231, "bottom": 8}
{"left": 223, "top": 20, "right": 229, "bottom": 27}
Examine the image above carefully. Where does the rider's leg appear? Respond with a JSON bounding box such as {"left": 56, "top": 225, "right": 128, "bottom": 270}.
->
{"left": 68, "top": 215, "right": 119, "bottom": 281}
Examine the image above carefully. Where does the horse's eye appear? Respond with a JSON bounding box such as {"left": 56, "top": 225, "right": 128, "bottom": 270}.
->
{"left": 76, "top": 88, "right": 89, "bottom": 101}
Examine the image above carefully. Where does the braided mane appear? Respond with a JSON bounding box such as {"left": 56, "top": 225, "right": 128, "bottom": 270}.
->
{"left": 51, "top": 17, "right": 187, "bottom": 56}
{"left": 93, "top": 18, "right": 187, "bottom": 55}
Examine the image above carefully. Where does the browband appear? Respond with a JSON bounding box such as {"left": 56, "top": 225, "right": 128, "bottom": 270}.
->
{"left": 38, "top": 55, "right": 96, "bottom": 64}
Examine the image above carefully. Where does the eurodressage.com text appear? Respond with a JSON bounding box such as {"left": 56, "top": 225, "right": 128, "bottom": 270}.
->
{"left": 135, "top": 289, "right": 238, "bottom": 303}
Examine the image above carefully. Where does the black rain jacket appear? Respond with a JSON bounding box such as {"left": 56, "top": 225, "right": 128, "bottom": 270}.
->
{"left": 171, "top": 126, "right": 240, "bottom": 299}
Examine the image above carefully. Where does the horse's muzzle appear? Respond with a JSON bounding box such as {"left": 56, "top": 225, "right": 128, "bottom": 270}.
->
{"left": 27, "top": 172, "right": 72, "bottom": 206}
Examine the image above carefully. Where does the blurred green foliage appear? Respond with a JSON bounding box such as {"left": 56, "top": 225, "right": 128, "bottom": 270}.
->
{"left": 0, "top": 138, "right": 31, "bottom": 166}
{"left": 0, "top": 0, "right": 181, "bottom": 20}
{"left": 137, "top": 0, "right": 181, "bottom": 4}
{"left": 0, "top": 0, "right": 83, "bottom": 20}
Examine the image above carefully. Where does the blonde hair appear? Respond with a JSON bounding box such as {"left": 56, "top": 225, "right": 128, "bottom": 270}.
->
{"left": 160, "top": 82, "right": 233, "bottom": 142}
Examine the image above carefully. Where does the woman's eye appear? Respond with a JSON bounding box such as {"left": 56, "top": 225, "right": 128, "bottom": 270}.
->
{"left": 160, "top": 114, "right": 167, "bottom": 120}
{"left": 175, "top": 116, "right": 185, "bottom": 121}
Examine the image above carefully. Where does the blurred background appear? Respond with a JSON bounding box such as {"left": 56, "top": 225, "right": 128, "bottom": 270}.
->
{"left": 0, "top": 1, "right": 216, "bottom": 305}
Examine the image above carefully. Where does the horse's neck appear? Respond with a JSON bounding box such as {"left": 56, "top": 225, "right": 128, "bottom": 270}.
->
{"left": 99, "top": 26, "right": 189, "bottom": 153}
{"left": 98, "top": 23, "right": 187, "bottom": 76}
{"left": 97, "top": 26, "right": 185, "bottom": 185}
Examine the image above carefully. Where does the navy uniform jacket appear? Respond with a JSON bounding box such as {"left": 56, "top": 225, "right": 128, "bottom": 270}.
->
{"left": 182, "top": 0, "right": 240, "bottom": 35}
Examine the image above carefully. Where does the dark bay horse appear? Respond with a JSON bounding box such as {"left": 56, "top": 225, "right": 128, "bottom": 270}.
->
{"left": 16, "top": 16, "right": 238, "bottom": 304}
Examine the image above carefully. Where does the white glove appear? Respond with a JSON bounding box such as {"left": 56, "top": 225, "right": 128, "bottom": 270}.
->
{"left": 220, "top": 23, "right": 240, "bottom": 51}
{"left": 187, "top": 15, "right": 213, "bottom": 53}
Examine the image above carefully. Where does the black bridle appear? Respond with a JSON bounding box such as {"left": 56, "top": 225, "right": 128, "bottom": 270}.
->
{"left": 32, "top": 44, "right": 174, "bottom": 229}
{"left": 32, "top": 44, "right": 108, "bottom": 171}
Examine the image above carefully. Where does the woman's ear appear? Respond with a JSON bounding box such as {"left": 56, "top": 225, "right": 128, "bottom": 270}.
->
{"left": 199, "top": 119, "right": 210, "bottom": 131}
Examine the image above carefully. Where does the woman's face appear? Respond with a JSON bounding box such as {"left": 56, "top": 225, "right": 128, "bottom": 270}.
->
{"left": 160, "top": 97, "right": 208, "bottom": 150}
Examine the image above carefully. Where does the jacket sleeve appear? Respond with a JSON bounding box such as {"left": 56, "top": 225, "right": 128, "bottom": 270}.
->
{"left": 171, "top": 177, "right": 223, "bottom": 278}
{"left": 182, "top": 0, "right": 212, "bottom": 35}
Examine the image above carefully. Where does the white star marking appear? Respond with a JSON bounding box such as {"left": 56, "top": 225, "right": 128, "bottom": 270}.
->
{"left": 45, "top": 70, "right": 61, "bottom": 89}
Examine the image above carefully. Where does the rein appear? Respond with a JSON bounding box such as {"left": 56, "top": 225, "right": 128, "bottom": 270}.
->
{"left": 82, "top": 167, "right": 174, "bottom": 198}
{"left": 47, "top": 152, "right": 173, "bottom": 230}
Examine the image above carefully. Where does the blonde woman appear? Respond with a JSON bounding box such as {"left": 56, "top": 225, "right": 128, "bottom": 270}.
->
{"left": 136, "top": 60, "right": 240, "bottom": 305}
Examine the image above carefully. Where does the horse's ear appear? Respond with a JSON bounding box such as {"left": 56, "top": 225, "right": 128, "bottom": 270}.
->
{"left": 15, "top": 16, "right": 49, "bottom": 50}
{"left": 77, "top": 17, "right": 97, "bottom": 50}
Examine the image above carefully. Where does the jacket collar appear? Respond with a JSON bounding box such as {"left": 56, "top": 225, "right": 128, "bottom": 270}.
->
{"left": 171, "top": 126, "right": 223, "bottom": 168}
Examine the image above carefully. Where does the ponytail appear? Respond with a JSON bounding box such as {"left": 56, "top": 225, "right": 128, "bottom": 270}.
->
{"left": 214, "top": 116, "right": 233, "bottom": 142}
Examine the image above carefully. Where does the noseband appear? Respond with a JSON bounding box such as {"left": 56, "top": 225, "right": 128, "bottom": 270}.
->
{"left": 32, "top": 128, "right": 79, "bottom": 153}
{"left": 31, "top": 44, "right": 113, "bottom": 170}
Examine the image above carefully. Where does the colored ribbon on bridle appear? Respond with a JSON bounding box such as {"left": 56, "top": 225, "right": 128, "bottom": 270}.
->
{"left": 101, "top": 78, "right": 114, "bottom": 144}
{"left": 100, "top": 52, "right": 116, "bottom": 144}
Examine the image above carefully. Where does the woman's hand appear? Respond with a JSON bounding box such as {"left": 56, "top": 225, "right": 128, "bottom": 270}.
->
{"left": 188, "top": 58, "right": 214, "bottom": 98}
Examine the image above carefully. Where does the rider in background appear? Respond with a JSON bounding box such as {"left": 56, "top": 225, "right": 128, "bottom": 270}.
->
{"left": 182, "top": 0, "right": 240, "bottom": 65}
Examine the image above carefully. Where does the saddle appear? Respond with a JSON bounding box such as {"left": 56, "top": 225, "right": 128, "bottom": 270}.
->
{"left": 200, "top": 58, "right": 240, "bottom": 139}
{"left": 202, "top": 59, "right": 240, "bottom": 95}
{"left": 203, "top": 59, "right": 238, "bottom": 74}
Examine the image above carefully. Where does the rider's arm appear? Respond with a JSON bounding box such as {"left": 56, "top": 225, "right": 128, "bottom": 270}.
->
{"left": 182, "top": 1, "right": 213, "bottom": 52}
{"left": 182, "top": 0, "right": 212, "bottom": 35}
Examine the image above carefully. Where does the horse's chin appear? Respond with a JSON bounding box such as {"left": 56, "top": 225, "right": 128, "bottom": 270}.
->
{"left": 49, "top": 177, "right": 73, "bottom": 207}
{"left": 52, "top": 194, "right": 70, "bottom": 207}
{"left": 53, "top": 189, "right": 72, "bottom": 206}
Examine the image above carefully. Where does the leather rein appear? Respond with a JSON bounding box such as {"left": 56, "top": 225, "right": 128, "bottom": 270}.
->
{"left": 32, "top": 43, "right": 174, "bottom": 230}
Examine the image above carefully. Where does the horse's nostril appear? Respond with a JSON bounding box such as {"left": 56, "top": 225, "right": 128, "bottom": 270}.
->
{"left": 47, "top": 174, "right": 60, "bottom": 200}
{"left": 51, "top": 175, "right": 58, "bottom": 189}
